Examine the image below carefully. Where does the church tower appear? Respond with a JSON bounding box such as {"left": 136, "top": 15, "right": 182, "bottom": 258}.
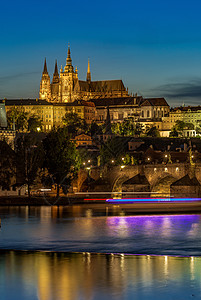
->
{"left": 39, "top": 58, "right": 51, "bottom": 101}
{"left": 59, "top": 45, "right": 78, "bottom": 102}
{"left": 51, "top": 60, "right": 60, "bottom": 102}
{"left": 86, "top": 58, "right": 91, "bottom": 83}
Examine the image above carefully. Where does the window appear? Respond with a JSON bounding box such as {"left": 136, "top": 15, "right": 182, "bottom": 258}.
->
{"left": 147, "top": 111, "right": 150, "bottom": 118}
{"left": 118, "top": 113, "right": 123, "bottom": 120}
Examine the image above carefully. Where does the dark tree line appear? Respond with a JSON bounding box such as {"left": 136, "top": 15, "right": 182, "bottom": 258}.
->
{"left": 0, "top": 127, "right": 81, "bottom": 199}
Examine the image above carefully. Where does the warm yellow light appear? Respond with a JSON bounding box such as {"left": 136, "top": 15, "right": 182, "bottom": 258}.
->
{"left": 165, "top": 154, "right": 168, "bottom": 158}
{"left": 111, "top": 160, "right": 114, "bottom": 163}
{"left": 88, "top": 160, "right": 91, "bottom": 163}
{"left": 122, "top": 157, "right": 124, "bottom": 161}
{"left": 37, "top": 127, "right": 41, "bottom": 132}
{"left": 83, "top": 162, "right": 86, "bottom": 165}
{"left": 147, "top": 157, "right": 150, "bottom": 161}
{"left": 121, "top": 165, "right": 125, "bottom": 169}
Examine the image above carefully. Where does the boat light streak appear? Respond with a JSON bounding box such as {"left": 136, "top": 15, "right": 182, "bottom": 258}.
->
{"left": 106, "top": 198, "right": 201, "bottom": 203}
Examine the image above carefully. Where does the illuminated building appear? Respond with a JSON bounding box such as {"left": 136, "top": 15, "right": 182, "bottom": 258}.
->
{"left": 39, "top": 45, "right": 129, "bottom": 103}
{"left": 162, "top": 106, "right": 201, "bottom": 137}
{"left": 4, "top": 99, "right": 96, "bottom": 132}
{"left": 0, "top": 100, "right": 15, "bottom": 146}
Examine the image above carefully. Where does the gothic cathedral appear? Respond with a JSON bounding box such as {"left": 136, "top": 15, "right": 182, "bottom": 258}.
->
{"left": 39, "top": 46, "right": 128, "bottom": 103}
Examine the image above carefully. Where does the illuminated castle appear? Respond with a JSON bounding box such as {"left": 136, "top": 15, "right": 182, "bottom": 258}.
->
{"left": 39, "top": 45, "right": 128, "bottom": 103}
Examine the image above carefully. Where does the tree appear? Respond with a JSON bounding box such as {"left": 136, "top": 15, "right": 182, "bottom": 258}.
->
{"left": 145, "top": 126, "right": 160, "bottom": 137}
{"left": 0, "top": 140, "right": 15, "bottom": 190}
{"left": 62, "top": 112, "right": 88, "bottom": 137}
{"left": 175, "top": 120, "right": 186, "bottom": 133}
{"left": 90, "top": 121, "right": 103, "bottom": 137}
{"left": 170, "top": 127, "right": 179, "bottom": 137}
{"left": 111, "top": 119, "right": 144, "bottom": 137}
{"left": 7, "top": 107, "right": 29, "bottom": 131}
{"left": 100, "top": 137, "right": 129, "bottom": 166}
{"left": 43, "top": 127, "right": 81, "bottom": 198}
{"left": 15, "top": 134, "right": 44, "bottom": 198}
{"left": 28, "top": 115, "right": 43, "bottom": 132}
{"left": 171, "top": 120, "right": 194, "bottom": 137}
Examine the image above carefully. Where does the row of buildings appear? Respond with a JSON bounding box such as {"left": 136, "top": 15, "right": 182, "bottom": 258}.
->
{"left": 2, "top": 96, "right": 201, "bottom": 137}
{"left": 1, "top": 46, "right": 201, "bottom": 137}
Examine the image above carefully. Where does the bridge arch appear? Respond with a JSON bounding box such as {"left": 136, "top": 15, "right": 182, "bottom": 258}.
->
{"left": 151, "top": 174, "right": 177, "bottom": 197}
{"left": 112, "top": 174, "right": 130, "bottom": 197}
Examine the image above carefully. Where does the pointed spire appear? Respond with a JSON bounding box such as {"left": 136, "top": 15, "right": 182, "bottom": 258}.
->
{"left": 105, "top": 106, "right": 112, "bottom": 135}
{"left": 86, "top": 58, "right": 91, "bottom": 82}
{"left": 43, "top": 58, "right": 48, "bottom": 74}
{"left": 53, "top": 59, "right": 59, "bottom": 76}
{"left": 66, "top": 44, "right": 72, "bottom": 66}
{"left": 52, "top": 60, "right": 59, "bottom": 84}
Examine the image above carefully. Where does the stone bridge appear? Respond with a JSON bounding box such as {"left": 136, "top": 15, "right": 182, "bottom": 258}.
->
{"left": 77, "top": 163, "right": 201, "bottom": 195}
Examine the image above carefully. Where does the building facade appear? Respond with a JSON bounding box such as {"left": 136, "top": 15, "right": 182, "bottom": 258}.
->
{"left": 39, "top": 46, "right": 129, "bottom": 103}
{"left": 162, "top": 106, "right": 201, "bottom": 137}
{"left": 5, "top": 99, "right": 96, "bottom": 132}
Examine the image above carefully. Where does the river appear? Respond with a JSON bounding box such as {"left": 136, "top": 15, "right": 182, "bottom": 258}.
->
{"left": 0, "top": 206, "right": 201, "bottom": 299}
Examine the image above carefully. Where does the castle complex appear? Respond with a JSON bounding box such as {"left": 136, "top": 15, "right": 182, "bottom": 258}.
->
{"left": 39, "top": 46, "right": 128, "bottom": 103}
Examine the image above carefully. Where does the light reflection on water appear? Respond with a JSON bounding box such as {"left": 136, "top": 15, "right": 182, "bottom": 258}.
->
{"left": 0, "top": 251, "right": 201, "bottom": 300}
{"left": 0, "top": 206, "right": 201, "bottom": 255}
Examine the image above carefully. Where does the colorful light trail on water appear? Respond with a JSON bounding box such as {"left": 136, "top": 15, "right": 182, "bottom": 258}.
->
{"left": 106, "top": 198, "right": 201, "bottom": 203}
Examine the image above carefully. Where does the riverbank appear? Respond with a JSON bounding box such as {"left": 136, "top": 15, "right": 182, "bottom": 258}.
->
{"left": 0, "top": 196, "right": 83, "bottom": 206}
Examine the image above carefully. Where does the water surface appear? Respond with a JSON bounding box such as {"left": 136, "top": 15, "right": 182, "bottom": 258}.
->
{"left": 0, "top": 251, "right": 200, "bottom": 300}
{"left": 0, "top": 206, "right": 200, "bottom": 256}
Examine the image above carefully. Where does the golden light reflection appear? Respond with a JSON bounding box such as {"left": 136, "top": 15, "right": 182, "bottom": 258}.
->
{"left": 3, "top": 252, "right": 201, "bottom": 300}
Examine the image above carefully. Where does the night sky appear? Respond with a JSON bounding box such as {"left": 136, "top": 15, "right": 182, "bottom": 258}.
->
{"left": 1, "top": 0, "right": 201, "bottom": 106}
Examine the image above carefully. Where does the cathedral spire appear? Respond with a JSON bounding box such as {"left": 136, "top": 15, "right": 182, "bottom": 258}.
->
{"left": 86, "top": 58, "right": 91, "bottom": 82}
{"left": 52, "top": 60, "right": 59, "bottom": 84}
{"left": 65, "top": 44, "right": 74, "bottom": 72}
{"left": 66, "top": 44, "right": 72, "bottom": 66}
{"left": 43, "top": 58, "right": 48, "bottom": 74}
{"left": 53, "top": 60, "right": 59, "bottom": 76}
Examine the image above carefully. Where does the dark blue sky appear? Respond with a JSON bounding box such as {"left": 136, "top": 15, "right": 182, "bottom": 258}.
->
{"left": 1, "top": 0, "right": 201, "bottom": 106}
